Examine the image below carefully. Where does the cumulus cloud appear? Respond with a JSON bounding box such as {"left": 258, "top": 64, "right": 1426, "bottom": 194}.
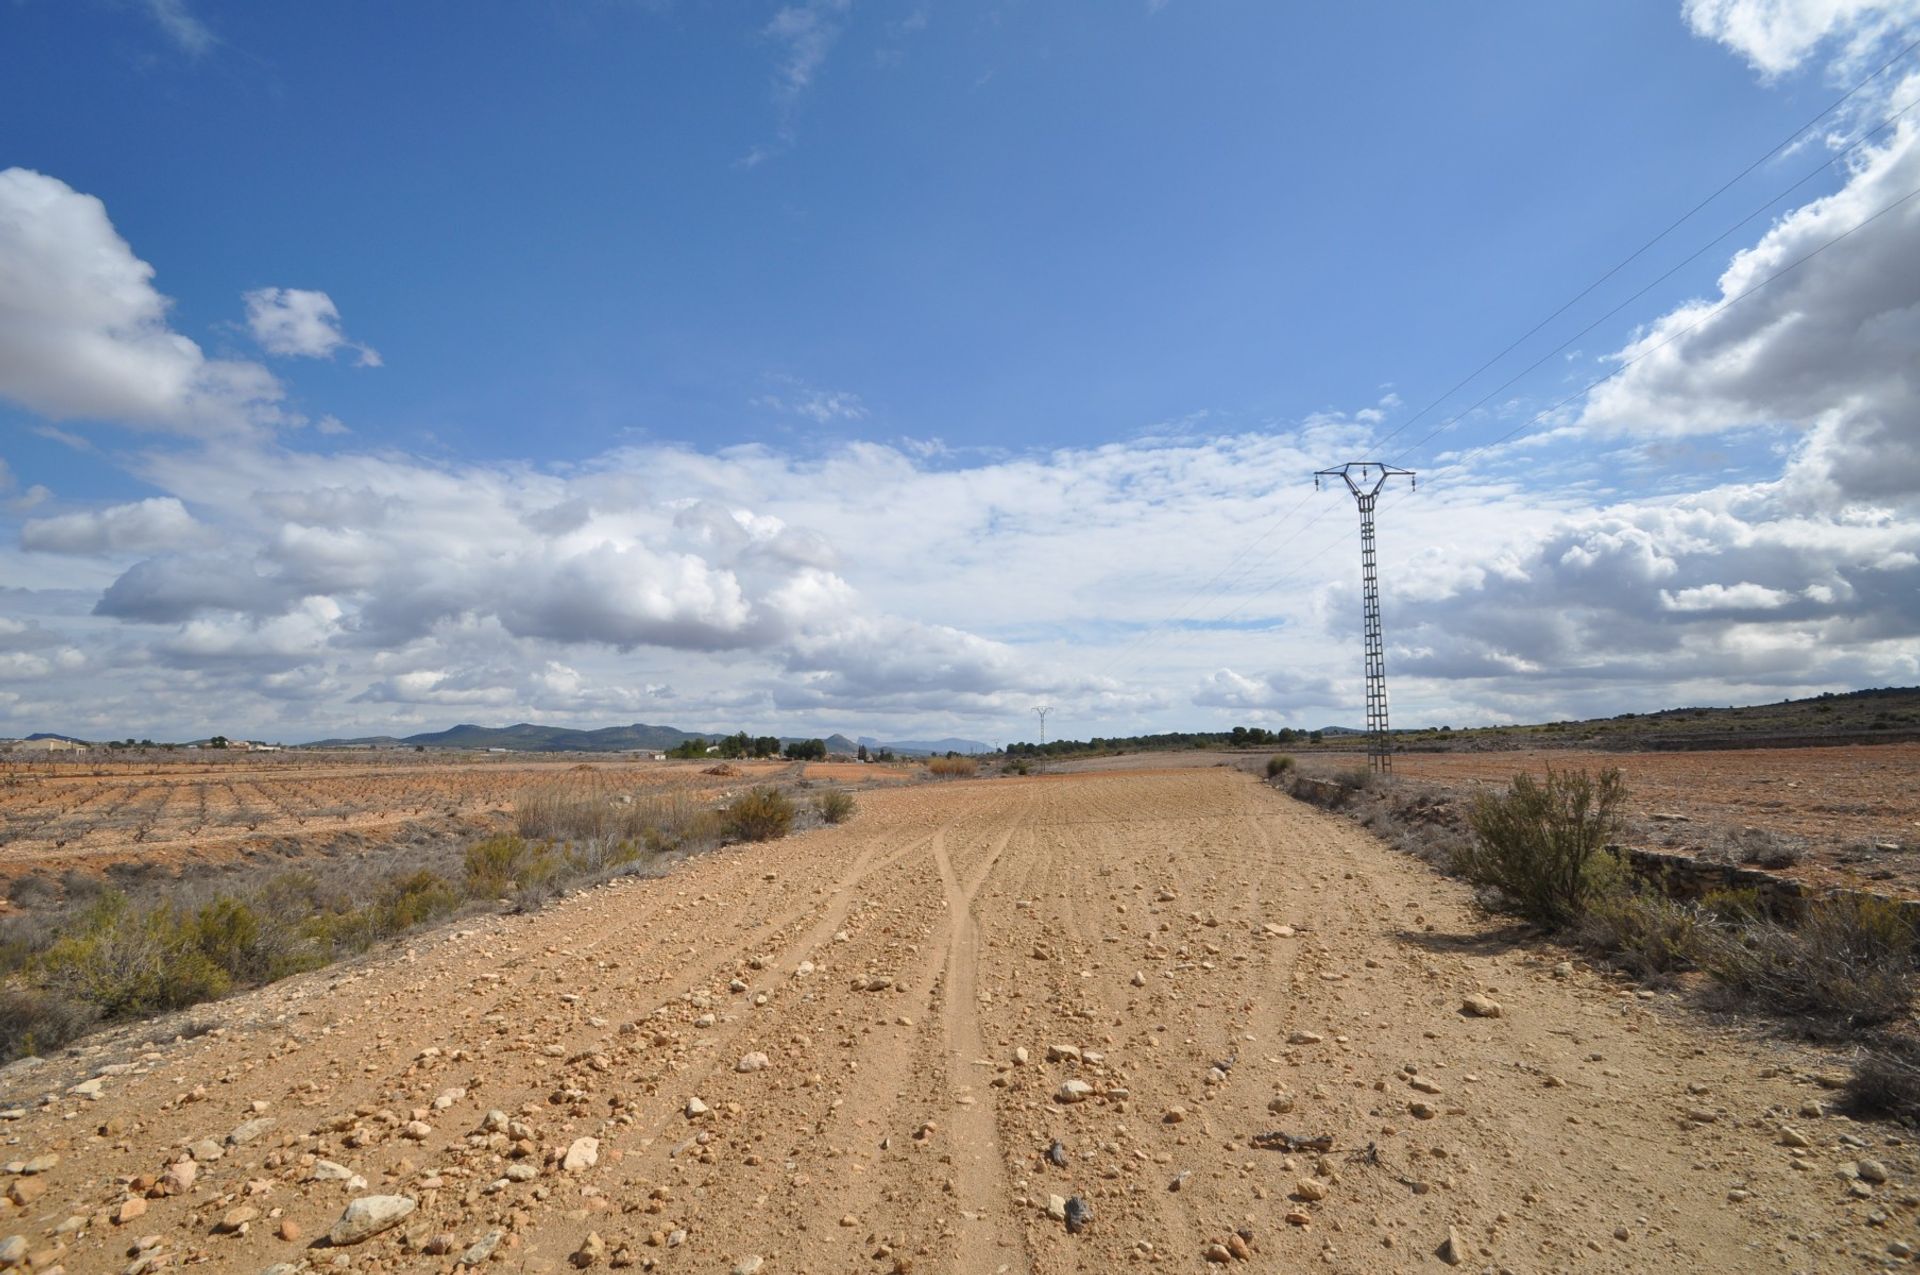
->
{"left": 21, "top": 497, "right": 203, "bottom": 556}
{"left": 243, "top": 287, "right": 382, "bottom": 366}
{"left": 0, "top": 168, "right": 282, "bottom": 435}
{"left": 1682, "top": 0, "right": 1919, "bottom": 74}
{"left": 1576, "top": 4, "right": 1920, "bottom": 523}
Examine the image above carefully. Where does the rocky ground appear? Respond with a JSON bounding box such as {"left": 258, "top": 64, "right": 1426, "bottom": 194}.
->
{"left": 0, "top": 766, "right": 1912, "bottom": 1274}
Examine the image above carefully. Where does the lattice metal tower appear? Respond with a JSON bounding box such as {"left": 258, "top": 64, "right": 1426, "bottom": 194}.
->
{"left": 1032, "top": 705, "right": 1052, "bottom": 747}
{"left": 1314, "top": 463, "right": 1415, "bottom": 775}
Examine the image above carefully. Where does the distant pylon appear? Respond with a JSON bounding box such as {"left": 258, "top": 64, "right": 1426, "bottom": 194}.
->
{"left": 1032, "top": 705, "right": 1052, "bottom": 747}
{"left": 1314, "top": 463, "right": 1415, "bottom": 775}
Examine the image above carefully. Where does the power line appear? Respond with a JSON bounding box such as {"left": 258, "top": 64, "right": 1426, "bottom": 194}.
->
{"left": 1080, "top": 39, "right": 1920, "bottom": 691}
{"left": 1367, "top": 30, "right": 1920, "bottom": 457}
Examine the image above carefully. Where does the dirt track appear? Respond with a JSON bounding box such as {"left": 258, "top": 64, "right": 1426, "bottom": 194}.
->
{"left": 1, "top": 768, "right": 1906, "bottom": 1273}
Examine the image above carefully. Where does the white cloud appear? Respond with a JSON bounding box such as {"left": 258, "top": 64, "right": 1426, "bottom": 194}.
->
{"left": 243, "top": 287, "right": 382, "bottom": 366}
{"left": 20, "top": 497, "right": 203, "bottom": 556}
{"left": 1682, "top": 0, "right": 1918, "bottom": 74}
{"left": 766, "top": 1, "right": 852, "bottom": 101}
{"left": 0, "top": 168, "right": 282, "bottom": 435}
{"left": 142, "top": 0, "right": 216, "bottom": 56}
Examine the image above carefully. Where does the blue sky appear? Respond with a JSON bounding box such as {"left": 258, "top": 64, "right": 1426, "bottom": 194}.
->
{"left": 2, "top": 0, "right": 1918, "bottom": 744}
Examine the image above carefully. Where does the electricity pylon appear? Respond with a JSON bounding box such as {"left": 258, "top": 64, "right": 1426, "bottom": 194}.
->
{"left": 1032, "top": 705, "right": 1052, "bottom": 747}
{"left": 1315, "top": 462, "right": 1415, "bottom": 775}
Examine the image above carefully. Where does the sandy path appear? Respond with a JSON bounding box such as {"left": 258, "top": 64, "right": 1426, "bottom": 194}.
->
{"left": 0, "top": 769, "right": 1905, "bottom": 1273}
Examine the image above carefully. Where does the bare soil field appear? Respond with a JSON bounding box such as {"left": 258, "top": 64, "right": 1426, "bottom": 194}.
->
{"left": 1063, "top": 744, "right": 1920, "bottom": 898}
{"left": 0, "top": 754, "right": 912, "bottom": 898}
{"left": 0, "top": 767, "right": 1906, "bottom": 1273}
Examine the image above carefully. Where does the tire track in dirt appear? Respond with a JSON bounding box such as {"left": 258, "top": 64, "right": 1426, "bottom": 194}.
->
{"left": 930, "top": 794, "right": 1033, "bottom": 1275}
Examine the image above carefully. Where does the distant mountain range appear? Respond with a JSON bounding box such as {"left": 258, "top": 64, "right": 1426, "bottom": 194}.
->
{"left": 303, "top": 722, "right": 987, "bottom": 756}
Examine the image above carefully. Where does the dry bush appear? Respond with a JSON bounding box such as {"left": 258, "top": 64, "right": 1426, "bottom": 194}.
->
{"left": 1453, "top": 767, "right": 1627, "bottom": 929}
{"left": 724, "top": 787, "right": 795, "bottom": 842}
{"left": 1846, "top": 1037, "right": 1920, "bottom": 1122}
{"left": 814, "top": 790, "right": 856, "bottom": 825}
{"left": 926, "top": 756, "right": 978, "bottom": 778}
{"left": 1265, "top": 754, "right": 1295, "bottom": 779}
{"left": 0, "top": 985, "right": 98, "bottom": 1060}
{"left": 1726, "top": 826, "right": 1807, "bottom": 869}
{"left": 1575, "top": 887, "right": 1700, "bottom": 981}
{"left": 1697, "top": 893, "right": 1919, "bottom": 1030}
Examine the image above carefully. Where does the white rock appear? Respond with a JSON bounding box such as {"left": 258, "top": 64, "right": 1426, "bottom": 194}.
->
{"left": 685, "top": 1097, "right": 710, "bottom": 1119}
{"left": 736, "top": 1052, "right": 770, "bottom": 1073}
{"left": 562, "top": 1137, "right": 599, "bottom": 1172}
{"left": 1056, "top": 1080, "right": 1094, "bottom": 1104}
{"left": 327, "top": 1195, "right": 415, "bottom": 1246}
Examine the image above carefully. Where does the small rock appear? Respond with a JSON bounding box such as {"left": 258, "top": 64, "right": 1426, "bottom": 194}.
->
{"left": 1047, "top": 1140, "right": 1068, "bottom": 1167}
{"left": 327, "top": 1195, "right": 416, "bottom": 1246}
{"left": 1438, "top": 1225, "right": 1466, "bottom": 1265}
{"left": 736, "top": 1052, "right": 770, "bottom": 1073}
{"left": 277, "top": 1218, "right": 301, "bottom": 1243}
{"left": 1461, "top": 995, "right": 1503, "bottom": 1019}
{"left": 161, "top": 1160, "right": 197, "bottom": 1195}
{"left": 1046, "top": 1195, "right": 1067, "bottom": 1221}
{"left": 1779, "top": 1127, "right": 1812, "bottom": 1148}
{"left": 562, "top": 1137, "right": 600, "bottom": 1172}
{"left": 1056, "top": 1079, "right": 1094, "bottom": 1104}
{"left": 1226, "top": 1233, "right": 1251, "bottom": 1259}
{"left": 1294, "top": 1178, "right": 1328, "bottom": 1202}
{"left": 1130, "top": 971, "right": 1146, "bottom": 987}
{"left": 1267, "top": 1091, "right": 1295, "bottom": 1114}
{"left": 1287, "top": 1031, "right": 1323, "bottom": 1045}
{"left": 216, "top": 1206, "right": 259, "bottom": 1233}
{"left": 685, "top": 1097, "right": 710, "bottom": 1119}
{"left": 114, "top": 1198, "right": 148, "bottom": 1225}
{"left": 731, "top": 1258, "right": 763, "bottom": 1275}
{"left": 572, "top": 1231, "right": 607, "bottom": 1268}
{"left": 424, "top": 1235, "right": 457, "bottom": 1256}
{"left": 460, "top": 1230, "right": 504, "bottom": 1266}
{"left": 226, "top": 1117, "right": 276, "bottom": 1146}
{"left": 1859, "top": 1159, "right": 1891, "bottom": 1184}
{"left": 0, "top": 1237, "right": 24, "bottom": 1268}
{"left": 1203, "top": 1242, "right": 1232, "bottom": 1263}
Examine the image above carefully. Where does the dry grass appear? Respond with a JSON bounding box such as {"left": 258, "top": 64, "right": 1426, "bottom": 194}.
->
{"left": 926, "top": 756, "right": 979, "bottom": 778}
{"left": 1696, "top": 893, "right": 1919, "bottom": 1031}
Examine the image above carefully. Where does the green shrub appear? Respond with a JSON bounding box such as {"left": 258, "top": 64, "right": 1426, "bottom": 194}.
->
{"left": 724, "top": 787, "right": 794, "bottom": 841}
{"left": 187, "top": 896, "right": 275, "bottom": 983}
{"left": 1453, "top": 767, "right": 1627, "bottom": 928}
{"left": 814, "top": 790, "right": 855, "bottom": 825}
{"left": 1698, "top": 893, "right": 1918, "bottom": 1029}
{"left": 1265, "top": 754, "right": 1295, "bottom": 779}
{"left": 374, "top": 870, "right": 461, "bottom": 933}
{"left": 35, "top": 894, "right": 230, "bottom": 1019}
{"left": 464, "top": 835, "right": 559, "bottom": 898}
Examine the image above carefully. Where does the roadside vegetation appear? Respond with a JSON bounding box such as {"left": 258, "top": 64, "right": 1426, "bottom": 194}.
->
{"left": 0, "top": 774, "right": 853, "bottom": 1062}
{"left": 1281, "top": 761, "right": 1920, "bottom": 1123}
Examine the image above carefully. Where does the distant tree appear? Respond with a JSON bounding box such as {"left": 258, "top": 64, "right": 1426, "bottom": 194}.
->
{"left": 784, "top": 738, "right": 827, "bottom": 761}
{"left": 717, "top": 730, "right": 752, "bottom": 759}
{"left": 857, "top": 744, "right": 870, "bottom": 762}
{"left": 209, "top": 735, "right": 230, "bottom": 749}
{"left": 752, "top": 735, "right": 781, "bottom": 758}
{"left": 666, "top": 737, "right": 709, "bottom": 759}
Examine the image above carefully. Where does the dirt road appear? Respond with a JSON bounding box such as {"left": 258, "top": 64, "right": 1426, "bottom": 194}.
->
{"left": 1, "top": 768, "right": 1904, "bottom": 1272}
